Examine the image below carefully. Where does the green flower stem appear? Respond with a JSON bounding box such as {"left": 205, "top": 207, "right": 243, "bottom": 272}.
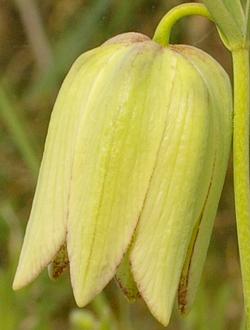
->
{"left": 232, "top": 46, "right": 250, "bottom": 329}
{"left": 153, "top": 3, "right": 212, "bottom": 47}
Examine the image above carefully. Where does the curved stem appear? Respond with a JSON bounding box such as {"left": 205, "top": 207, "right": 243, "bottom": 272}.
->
{"left": 153, "top": 3, "right": 212, "bottom": 47}
{"left": 233, "top": 47, "right": 250, "bottom": 329}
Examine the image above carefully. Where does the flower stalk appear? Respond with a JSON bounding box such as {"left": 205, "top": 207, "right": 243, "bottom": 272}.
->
{"left": 153, "top": 3, "right": 212, "bottom": 47}
{"left": 233, "top": 46, "right": 250, "bottom": 328}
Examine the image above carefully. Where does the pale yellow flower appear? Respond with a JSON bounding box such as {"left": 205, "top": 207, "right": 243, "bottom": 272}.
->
{"left": 13, "top": 32, "right": 232, "bottom": 326}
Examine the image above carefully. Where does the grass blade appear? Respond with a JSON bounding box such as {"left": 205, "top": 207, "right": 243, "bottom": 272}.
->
{"left": 0, "top": 85, "right": 39, "bottom": 178}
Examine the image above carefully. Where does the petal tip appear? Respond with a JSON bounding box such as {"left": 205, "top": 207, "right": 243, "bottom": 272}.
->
{"left": 131, "top": 262, "right": 171, "bottom": 327}
{"left": 72, "top": 286, "right": 94, "bottom": 308}
{"left": 12, "top": 271, "right": 27, "bottom": 291}
{"left": 12, "top": 280, "right": 20, "bottom": 291}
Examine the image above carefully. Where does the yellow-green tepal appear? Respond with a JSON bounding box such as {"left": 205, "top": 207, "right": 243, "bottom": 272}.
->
{"left": 13, "top": 32, "right": 232, "bottom": 326}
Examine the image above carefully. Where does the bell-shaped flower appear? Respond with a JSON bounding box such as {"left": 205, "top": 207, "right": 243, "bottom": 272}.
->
{"left": 13, "top": 32, "right": 232, "bottom": 326}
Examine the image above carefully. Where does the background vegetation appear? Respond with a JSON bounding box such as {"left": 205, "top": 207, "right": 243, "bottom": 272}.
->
{"left": 0, "top": 0, "right": 246, "bottom": 329}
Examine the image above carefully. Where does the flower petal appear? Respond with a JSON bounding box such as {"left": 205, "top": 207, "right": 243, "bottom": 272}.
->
{"left": 66, "top": 43, "right": 179, "bottom": 307}
{"left": 130, "top": 52, "right": 217, "bottom": 326}
{"left": 13, "top": 46, "right": 117, "bottom": 289}
{"left": 176, "top": 45, "right": 232, "bottom": 313}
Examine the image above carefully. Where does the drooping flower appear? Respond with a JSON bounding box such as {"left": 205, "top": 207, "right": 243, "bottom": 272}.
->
{"left": 13, "top": 32, "right": 232, "bottom": 326}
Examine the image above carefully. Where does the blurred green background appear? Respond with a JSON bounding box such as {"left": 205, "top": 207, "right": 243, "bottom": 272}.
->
{"left": 0, "top": 0, "right": 246, "bottom": 329}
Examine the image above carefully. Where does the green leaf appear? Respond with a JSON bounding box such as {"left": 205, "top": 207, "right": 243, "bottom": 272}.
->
{"left": 202, "top": 0, "right": 245, "bottom": 48}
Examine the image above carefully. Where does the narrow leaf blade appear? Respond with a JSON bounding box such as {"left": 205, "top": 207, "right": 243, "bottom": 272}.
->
{"left": 202, "top": 0, "right": 245, "bottom": 48}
